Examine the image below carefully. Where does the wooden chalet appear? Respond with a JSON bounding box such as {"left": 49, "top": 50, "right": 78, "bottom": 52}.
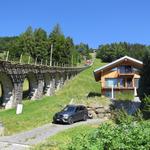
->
{"left": 93, "top": 56, "right": 143, "bottom": 98}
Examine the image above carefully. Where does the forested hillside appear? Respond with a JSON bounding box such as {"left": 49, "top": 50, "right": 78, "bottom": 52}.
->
{"left": 96, "top": 42, "right": 150, "bottom": 62}
{"left": 0, "top": 24, "right": 91, "bottom": 66}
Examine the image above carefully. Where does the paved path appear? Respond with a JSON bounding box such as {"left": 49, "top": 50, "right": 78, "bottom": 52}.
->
{"left": 0, "top": 119, "right": 103, "bottom": 150}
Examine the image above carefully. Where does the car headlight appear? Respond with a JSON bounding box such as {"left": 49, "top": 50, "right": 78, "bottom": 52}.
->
{"left": 63, "top": 114, "right": 69, "bottom": 119}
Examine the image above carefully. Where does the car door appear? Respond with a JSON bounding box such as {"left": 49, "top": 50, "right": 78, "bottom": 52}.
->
{"left": 73, "top": 106, "right": 81, "bottom": 121}
{"left": 79, "top": 106, "right": 86, "bottom": 120}
{"left": 76, "top": 106, "right": 85, "bottom": 121}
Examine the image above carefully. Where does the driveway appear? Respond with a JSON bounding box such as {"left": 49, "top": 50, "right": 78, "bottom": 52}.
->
{"left": 0, "top": 119, "right": 104, "bottom": 150}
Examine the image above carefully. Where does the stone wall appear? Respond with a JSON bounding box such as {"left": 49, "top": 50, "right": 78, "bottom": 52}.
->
{"left": 87, "top": 105, "right": 111, "bottom": 119}
{"left": 111, "top": 99, "right": 141, "bottom": 115}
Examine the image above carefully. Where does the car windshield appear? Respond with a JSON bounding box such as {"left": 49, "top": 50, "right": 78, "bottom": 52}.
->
{"left": 63, "top": 106, "right": 75, "bottom": 112}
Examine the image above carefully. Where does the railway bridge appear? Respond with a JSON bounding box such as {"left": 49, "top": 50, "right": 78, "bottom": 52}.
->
{"left": 0, "top": 60, "right": 87, "bottom": 109}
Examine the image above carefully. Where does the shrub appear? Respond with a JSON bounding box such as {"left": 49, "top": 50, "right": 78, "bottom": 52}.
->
{"left": 112, "top": 109, "right": 133, "bottom": 124}
{"left": 115, "top": 91, "right": 134, "bottom": 101}
{"left": 141, "top": 96, "right": 150, "bottom": 119}
{"left": 66, "top": 121, "right": 150, "bottom": 150}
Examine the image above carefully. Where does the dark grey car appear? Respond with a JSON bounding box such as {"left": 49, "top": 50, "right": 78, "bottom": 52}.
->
{"left": 53, "top": 105, "right": 88, "bottom": 124}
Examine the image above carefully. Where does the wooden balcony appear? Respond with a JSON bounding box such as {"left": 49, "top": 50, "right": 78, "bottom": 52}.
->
{"left": 103, "top": 86, "right": 134, "bottom": 90}
{"left": 118, "top": 72, "right": 134, "bottom": 76}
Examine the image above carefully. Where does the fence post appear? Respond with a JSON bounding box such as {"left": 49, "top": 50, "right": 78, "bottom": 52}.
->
{"left": 41, "top": 59, "right": 43, "bottom": 65}
{"left": 28, "top": 56, "right": 31, "bottom": 64}
{"left": 6, "top": 51, "right": 9, "bottom": 61}
{"left": 20, "top": 54, "right": 22, "bottom": 64}
{"left": 35, "top": 57, "right": 37, "bottom": 65}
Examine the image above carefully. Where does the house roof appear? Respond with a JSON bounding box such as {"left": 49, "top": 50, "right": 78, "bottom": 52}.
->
{"left": 93, "top": 56, "right": 143, "bottom": 82}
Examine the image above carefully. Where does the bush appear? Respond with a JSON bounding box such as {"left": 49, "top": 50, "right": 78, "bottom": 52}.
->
{"left": 112, "top": 109, "right": 133, "bottom": 124}
{"left": 141, "top": 96, "right": 150, "bottom": 119}
{"left": 66, "top": 121, "right": 150, "bottom": 150}
{"left": 115, "top": 91, "right": 134, "bottom": 101}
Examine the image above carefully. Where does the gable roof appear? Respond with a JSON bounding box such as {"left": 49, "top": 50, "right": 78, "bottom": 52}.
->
{"left": 94, "top": 56, "right": 143, "bottom": 82}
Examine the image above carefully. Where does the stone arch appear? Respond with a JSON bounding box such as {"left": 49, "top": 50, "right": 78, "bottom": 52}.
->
{"left": 67, "top": 72, "right": 72, "bottom": 80}
{"left": 55, "top": 72, "right": 61, "bottom": 91}
{"left": 23, "top": 78, "right": 29, "bottom": 99}
{"left": 0, "top": 72, "right": 14, "bottom": 109}
{"left": 43, "top": 73, "right": 54, "bottom": 96}
{"left": 25, "top": 72, "right": 38, "bottom": 100}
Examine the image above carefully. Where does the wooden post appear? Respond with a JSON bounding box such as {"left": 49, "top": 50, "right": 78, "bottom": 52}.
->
{"left": 28, "top": 56, "right": 31, "bottom": 64}
{"left": 20, "top": 54, "right": 23, "bottom": 64}
{"left": 50, "top": 44, "right": 53, "bottom": 66}
{"left": 72, "top": 55, "right": 73, "bottom": 67}
{"left": 6, "top": 51, "right": 9, "bottom": 61}
{"left": 41, "top": 59, "right": 43, "bottom": 65}
{"left": 134, "top": 87, "right": 137, "bottom": 97}
{"left": 35, "top": 57, "right": 37, "bottom": 65}
{"left": 111, "top": 85, "right": 114, "bottom": 99}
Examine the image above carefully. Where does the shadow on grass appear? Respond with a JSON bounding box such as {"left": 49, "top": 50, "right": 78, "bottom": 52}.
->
{"left": 87, "top": 92, "right": 101, "bottom": 98}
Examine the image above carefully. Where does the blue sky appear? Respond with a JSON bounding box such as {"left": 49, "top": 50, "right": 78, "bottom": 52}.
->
{"left": 0, "top": 0, "right": 150, "bottom": 48}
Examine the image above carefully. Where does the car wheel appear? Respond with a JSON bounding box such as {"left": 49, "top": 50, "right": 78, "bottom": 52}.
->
{"left": 68, "top": 117, "right": 74, "bottom": 124}
{"left": 83, "top": 114, "right": 87, "bottom": 121}
{"left": 88, "top": 113, "right": 93, "bottom": 119}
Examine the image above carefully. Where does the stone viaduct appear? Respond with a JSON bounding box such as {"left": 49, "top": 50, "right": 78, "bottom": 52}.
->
{"left": 0, "top": 60, "right": 88, "bottom": 109}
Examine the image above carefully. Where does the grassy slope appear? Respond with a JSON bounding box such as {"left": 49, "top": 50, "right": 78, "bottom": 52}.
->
{"left": 33, "top": 124, "right": 99, "bottom": 150}
{"left": 0, "top": 59, "right": 108, "bottom": 135}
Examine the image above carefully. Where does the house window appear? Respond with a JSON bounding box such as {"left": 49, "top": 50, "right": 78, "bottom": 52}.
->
{"left": 134, "top": 78, "right": 139, "bottom": 88}
{"left": 119, "top": 66, "right": 132, "bottom": 73}
{"left": 105, "top": 78, "right": 118, "bottom": 88}
{"left": 127, "top": 78, "right": 132, "bottom": 87}
{"left": 119, "top": 78, "right": 126, "bottom": 87}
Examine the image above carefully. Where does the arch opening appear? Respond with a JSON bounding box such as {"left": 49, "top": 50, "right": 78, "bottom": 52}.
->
{"left": 43, "top": 73, "right": 55, "bottom": 96}
{"left": 24, "top": 72, "right": 38, "bottom": 99}
{"left": 0, "top": 72, "right": 13, "bottom": 108}
{"left": 55, "top": 73, "right": 61, "bottom": 91}
{"left": 23, "top": 78, "right": 30, "bottom": 99}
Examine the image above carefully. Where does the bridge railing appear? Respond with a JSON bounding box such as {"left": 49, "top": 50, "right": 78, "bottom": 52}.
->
{"left": 0, "top": 50, "right": 95, "bottom": 69}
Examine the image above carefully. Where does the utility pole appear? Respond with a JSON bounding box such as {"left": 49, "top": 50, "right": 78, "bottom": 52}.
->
{"left": 71, "top": 55, "right": 74, "bottom": 67}
{"left": 50, "top": 44, "right": 53, "bottom": 66}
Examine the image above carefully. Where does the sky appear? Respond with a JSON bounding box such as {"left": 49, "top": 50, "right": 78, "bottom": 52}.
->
{"left": 0, "top": 0, "right": 150, "bottom": 48}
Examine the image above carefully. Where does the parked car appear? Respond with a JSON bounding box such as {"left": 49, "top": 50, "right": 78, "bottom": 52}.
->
{"left": 53, "top": 105, "right": 88, "bottom": 124}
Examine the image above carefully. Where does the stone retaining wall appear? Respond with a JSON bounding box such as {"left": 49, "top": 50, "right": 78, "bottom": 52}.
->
{"left": 87, "top": 105, "right": 111, "bottom": 119}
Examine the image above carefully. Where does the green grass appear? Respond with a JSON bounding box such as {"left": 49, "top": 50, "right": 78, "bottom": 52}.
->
{"left": 0, "top": 59, "right": 109, "bottom": 135}
{"left": 33, "top": 124, "right": 99, "bottom": 150}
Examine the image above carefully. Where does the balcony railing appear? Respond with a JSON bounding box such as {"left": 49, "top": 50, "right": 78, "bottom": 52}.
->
{"left": 103, "top": 86, "right": 134, "bottom": 90}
